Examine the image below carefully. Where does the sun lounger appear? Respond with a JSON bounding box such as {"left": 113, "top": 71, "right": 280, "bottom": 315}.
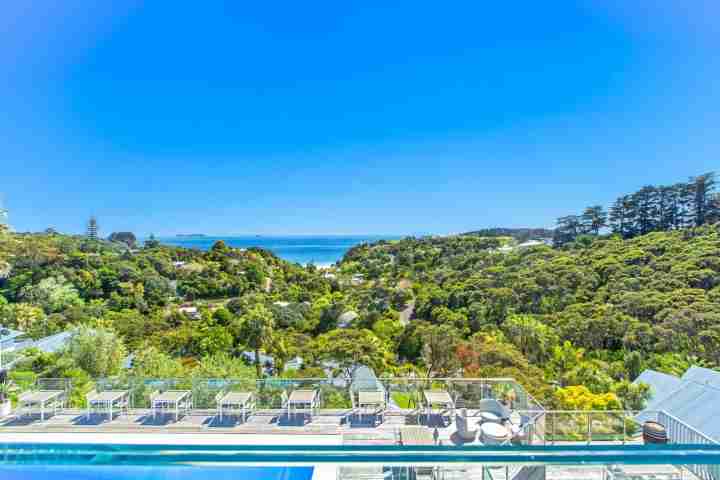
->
{"left": 86, "top": 390, "right": 129, "bottom": 422}
{"left": 354, "top": 390, "right": 387, "bottom": 424}
{"left": 284, "top": 389, "right": 320, "bottom": 421}
{"left": 150, "top": 390, "right": 192, "bottom": 422}
{"left": 422, "top": 390, "right": 455, "bottom": 424}
{"left": 18, "top": 390, "right": 66, "bottom": 422}
{"left": 216, "top": 391, "right": 255, "bottom": 422}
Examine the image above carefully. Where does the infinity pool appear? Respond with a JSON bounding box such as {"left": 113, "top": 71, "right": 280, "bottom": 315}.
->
{"left": 1, "top": 442, "right": 719, "bottom": 480}
{"left": 0, "top": 465, "right": 314, "bottom": 480}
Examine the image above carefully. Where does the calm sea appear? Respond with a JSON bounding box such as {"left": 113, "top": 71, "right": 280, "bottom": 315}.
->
{"left": 156, "top": 235, "right": 399, "bottom": 265}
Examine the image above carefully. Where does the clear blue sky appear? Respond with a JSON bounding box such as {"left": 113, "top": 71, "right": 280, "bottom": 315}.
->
{"left": 2, "top": 1, "right": 718, "bottom": 236}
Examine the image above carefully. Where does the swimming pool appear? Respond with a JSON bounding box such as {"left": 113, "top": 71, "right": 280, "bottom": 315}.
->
{"left": 0, "top": 465, "right": 314, "bottom": 480}
{"left": 1, "top": 443, "right": 719, "bottom": 480}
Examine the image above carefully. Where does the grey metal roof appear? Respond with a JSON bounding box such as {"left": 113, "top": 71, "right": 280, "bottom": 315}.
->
{"left": 635, "top": 367, "right": 720, "bottom": 442}
{"left": 0, "top": 327, "right": 26, "bottom": 348}
{"left": 634, "top": 369, "right": 683, "bottom": 411}
{"left": 682, "top": 366, "right": 720, "bottom": 389}
{"left": 4, "top": 330, "right": 74, "bottom": 356}
{"left": 31, "top": 331, "right": 74, "bottom": 353}
{"left": 350, "top": 365, "right": 385, "bottom": 392}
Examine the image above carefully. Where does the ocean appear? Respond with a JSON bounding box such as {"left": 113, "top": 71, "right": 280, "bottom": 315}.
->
{"left": 156, "top": 235, "right": 399, "bottom": 266}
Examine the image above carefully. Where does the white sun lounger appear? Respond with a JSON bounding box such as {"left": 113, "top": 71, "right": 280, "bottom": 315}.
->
{"left": 284, "top": 389, "right": 320, "bottom": 421}
{"left": 216, "top": 391, "right": 255, "bottom": 422}
{"left": 422, "top": 390, "right": 455, "bottom": 424}
{"left": 18, "top": 390, "right": 66, "bottom": 422}
{"left": 150, "top": 390, "right": 192, "bottom": 422}
{"left": 86, "top": 390, "right": 130, "bottom": 422}
{"left": 355, "top": 391, "right": 387, "bottom": 424}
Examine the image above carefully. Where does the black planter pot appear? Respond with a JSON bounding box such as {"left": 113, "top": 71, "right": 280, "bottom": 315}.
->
{"left": 643, "top": 421, "right": 668, "bottom": 444}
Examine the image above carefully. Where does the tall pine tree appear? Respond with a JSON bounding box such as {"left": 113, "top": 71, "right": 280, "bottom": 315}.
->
{"left": 581, "top": 205, "right": 608, "bottom": 235}
{"left": 609, "top": 195, "right": 635, "bottom": 238}
{"left": 690, "top": 172, "right": 717, "bottom": 226}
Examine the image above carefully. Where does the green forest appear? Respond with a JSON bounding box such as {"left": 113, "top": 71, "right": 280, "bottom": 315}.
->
{"left": 1, "top": 173, "right": 719, "bottom": 411}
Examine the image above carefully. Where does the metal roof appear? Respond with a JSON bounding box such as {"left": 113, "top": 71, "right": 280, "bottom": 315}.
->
{"left": 634, "top": 369, "right": 683, "bottom": 411}
{"left": 350, "top": 365, "right": 385, "bottom": 392}
{"left": 31, "top": 331, "right": 74, "bottom": 353}
{"left": 4, "top": 330, "right": 74, "bottom": 356}
{"left": 682, "top": 366, "right": 720, "bottom": 389}
{"left": 635, "top": 367, "right": 720, "bottom": 442}
{"left": 0, "top": 327, "right": 26, "bottom": 347}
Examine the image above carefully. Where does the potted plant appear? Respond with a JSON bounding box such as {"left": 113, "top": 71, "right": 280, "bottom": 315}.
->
{"left": 0, "top": 382, "right": 11, "bottom": 417}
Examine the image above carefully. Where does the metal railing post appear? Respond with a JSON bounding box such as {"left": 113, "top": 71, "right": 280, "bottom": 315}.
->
{"left": 587, "top": 412, "right": 591, "bottom": 445}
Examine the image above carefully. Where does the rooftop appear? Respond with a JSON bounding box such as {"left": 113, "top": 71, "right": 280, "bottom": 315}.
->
{"left": 635, "top": 367, "right": 720, "bottom": 442}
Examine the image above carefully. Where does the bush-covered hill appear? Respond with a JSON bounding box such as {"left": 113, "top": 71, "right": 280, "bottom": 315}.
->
{"left": 2, "top": 223, "right": 719, "bottom": 410}
{"left": 0, "top": 233, "right": 330, "bottom": 338}
{"left": 338, "top": 225, "right": 720, "bottom": 406}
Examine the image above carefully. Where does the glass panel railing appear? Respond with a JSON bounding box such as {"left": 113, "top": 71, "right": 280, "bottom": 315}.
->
{"left": 541, "top": 411, "right": 643, "bottom": 445}
{"left": 3, "top": 376, "right": 542, "bottom": 412}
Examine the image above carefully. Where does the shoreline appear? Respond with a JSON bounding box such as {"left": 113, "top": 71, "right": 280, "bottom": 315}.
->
{"left": 153, "top": 234, "right": 396, "bottom": 266}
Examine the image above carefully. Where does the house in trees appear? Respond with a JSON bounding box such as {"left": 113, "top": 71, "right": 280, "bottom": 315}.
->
{"left": 338, "top": 311, "right": 358, "bottom": 328}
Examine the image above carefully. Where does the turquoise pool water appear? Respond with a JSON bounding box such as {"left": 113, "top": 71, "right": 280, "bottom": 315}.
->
{"left": 0, "top": 465, "right": 314, "bottom": 480}
{"left": 1, "top": 443, "right": 720, "bottom": 480}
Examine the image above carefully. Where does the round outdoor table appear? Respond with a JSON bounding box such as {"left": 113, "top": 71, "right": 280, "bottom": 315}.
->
{"left": 478, "top": 411, "right": 501, "bottom": 424}
{"left": 480, "top": 422, "right": 510, "bottom": 445}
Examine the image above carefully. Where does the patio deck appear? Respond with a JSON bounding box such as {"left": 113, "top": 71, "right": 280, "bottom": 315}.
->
{"left": 0, "top": 408, "right": 553, "bottom": 447}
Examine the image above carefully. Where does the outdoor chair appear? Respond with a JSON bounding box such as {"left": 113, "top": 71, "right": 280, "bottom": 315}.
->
{"left": 477, "top": 398, "right": 511, "bottom": 424}
{"left": 455, "top": 408, "right": 477, "bottom": 443}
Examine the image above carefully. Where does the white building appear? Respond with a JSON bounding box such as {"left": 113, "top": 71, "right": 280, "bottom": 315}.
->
{"left": 338, "top": 311, "right": 358, "bottom": 328}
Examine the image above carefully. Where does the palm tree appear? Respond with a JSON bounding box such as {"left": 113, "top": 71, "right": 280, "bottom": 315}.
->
{"left": 241, "top": 304, "right": 275, "bottom": 378}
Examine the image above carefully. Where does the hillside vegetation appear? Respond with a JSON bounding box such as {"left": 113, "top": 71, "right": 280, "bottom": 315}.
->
{"left": 340, "top": 225, "right": 720, "bottom": 406}
{"left": 1, "top": 221, "right": 719, "bottom": 409}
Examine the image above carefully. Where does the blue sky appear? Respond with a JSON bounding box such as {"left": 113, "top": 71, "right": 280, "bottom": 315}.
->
{"left": 2, "top": 1, "right": 719, "bottom": 236}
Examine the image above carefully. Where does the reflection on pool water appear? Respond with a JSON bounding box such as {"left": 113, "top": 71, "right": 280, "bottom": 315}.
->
{"left": 1, "top": 443, "right": 719, "bottom": 480}
{"left": 0, "top": 465, "right": 315, "bottom": 480}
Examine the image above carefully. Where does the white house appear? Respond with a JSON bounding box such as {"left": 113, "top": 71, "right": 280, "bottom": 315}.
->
{"left": 338, "top": 311, "right": 359, "bottom": 328}
{"left": 178, "top": 305, "right": 201, "bottom": 319}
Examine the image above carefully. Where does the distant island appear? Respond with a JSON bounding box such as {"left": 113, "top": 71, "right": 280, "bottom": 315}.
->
{"left": 175, "top": 234, "right": 207, "bottom": 238}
